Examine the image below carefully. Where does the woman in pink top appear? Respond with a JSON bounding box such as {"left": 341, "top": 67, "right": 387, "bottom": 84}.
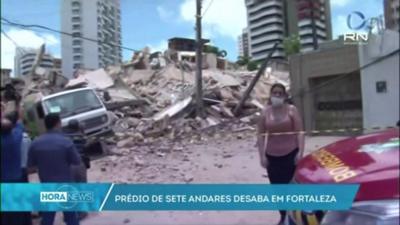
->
{"left": 257, "top": 83, "right": 305, "bottom": 225}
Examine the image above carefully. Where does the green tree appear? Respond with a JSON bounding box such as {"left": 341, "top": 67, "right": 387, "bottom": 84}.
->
{"left": 218, "top": 50, "right": 227, "bottom": 58}
{"left": 247, "top": 61, "right": 258, "bottom": 71}
{"left": 283, "top": 35, "right": 301, "bottom": 56}
{"left": 204, "top": 45, "right": 227, "bottom": 58}
{"left": 236, "top": 56, "right": 251, "bottom": 66}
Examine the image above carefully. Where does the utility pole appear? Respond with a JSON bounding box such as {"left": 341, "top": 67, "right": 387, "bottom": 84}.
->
{"left": 195, "top": 0, "right": 205, "bottom": 118}
{"left": 233, "top": 42, "right": 279, "bottom": 116}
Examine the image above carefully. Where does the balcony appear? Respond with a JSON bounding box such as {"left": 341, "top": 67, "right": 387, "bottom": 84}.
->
{"left": 251, "top": 34, "right": 283, "bottom": 45}
{"left": 251, "top": 42, "right": 282, "bottom": 53}
{"left": 250, "top": 16, "right": 283, "bottom": 30}
{"left": 248, "top": 0, "right": 283, "bottom": 14}
{"left": 249, "top": 8, "right": 282, "bottom": 22}
{"left": 250, "top": 24, "right": 284, "bottom": 37}
{"left": 298, "top": 27, "right": 326, "bottom": 37}
{"left": 252, "top": 50, "right": 285, "bottom": 61}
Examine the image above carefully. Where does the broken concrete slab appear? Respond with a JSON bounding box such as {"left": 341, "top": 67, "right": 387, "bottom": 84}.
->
{"left": 207, "top": 71, "right": 241, "bottom": 87}
{"left": 105, "top": 99, "right": 146, "bottom": 111}
{"left": 82, "top": 68, "right": 114, "bottom": 89}
{"left": 124, "top": 69, "right": 155, "bottom": 85}
{"left": 153, "top": 96, "right": 192, "bottom": 121}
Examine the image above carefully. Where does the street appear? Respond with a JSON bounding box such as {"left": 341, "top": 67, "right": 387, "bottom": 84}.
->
{"left": 68, "top": 133, "right": 345, "bottom": 225}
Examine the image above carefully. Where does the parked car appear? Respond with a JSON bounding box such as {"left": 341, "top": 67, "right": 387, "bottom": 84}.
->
{"left": 285, "top": 128, "right": 399, "bottom": 225}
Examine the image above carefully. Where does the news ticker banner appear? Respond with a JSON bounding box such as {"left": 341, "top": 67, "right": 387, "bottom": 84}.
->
{"left": 1, "top": 184, "right": 359, "bottom": 211}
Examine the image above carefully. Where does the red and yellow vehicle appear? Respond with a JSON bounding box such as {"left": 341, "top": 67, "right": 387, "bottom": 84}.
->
{"left": 285, "top": 128, "right": 399, "bottom": 225}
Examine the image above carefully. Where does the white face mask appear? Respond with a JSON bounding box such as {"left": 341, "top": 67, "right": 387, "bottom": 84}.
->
{"left": 270, "top": 96, "right": 285, "bottom": 107}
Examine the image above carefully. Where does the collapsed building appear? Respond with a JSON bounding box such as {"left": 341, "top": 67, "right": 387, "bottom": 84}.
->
{"left": 14, "top": 44, "right": 290, "bottom": 148}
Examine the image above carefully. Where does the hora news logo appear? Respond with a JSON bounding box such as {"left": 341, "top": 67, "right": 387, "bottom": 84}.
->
{"left": 40, "top": 185, "right": 94, "bottom": 209}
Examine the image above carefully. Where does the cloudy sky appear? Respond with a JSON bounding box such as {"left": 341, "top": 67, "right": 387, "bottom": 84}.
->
{"left": 1, "top": 0, "right": 384, "bottom": 73}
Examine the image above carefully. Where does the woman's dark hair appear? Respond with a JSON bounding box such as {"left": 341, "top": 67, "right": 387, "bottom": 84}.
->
{"left": 270, "top": 83, "right": 287, "bottom": 95}
{"left": 267, "top": 83, "right": 288, "bottom": 105}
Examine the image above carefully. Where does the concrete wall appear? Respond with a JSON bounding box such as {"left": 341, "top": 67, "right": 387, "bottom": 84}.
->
{"left": 359, "top": 30, "right": 400, "bottom": 129}
{"left": 289, "top": 44, "right": 360, "bottom": 132}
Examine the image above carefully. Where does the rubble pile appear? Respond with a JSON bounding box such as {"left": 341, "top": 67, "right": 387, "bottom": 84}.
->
{"left": 18, "top": 47, "right": 290, "bottom": 146}
{"left": 101, "top": 60, "right": 289, "bottom": 145}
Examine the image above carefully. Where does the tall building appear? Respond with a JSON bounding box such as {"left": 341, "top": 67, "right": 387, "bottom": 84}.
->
{"left": 14, "top": 47, "right": 55, "bottom": 77}
{"left": 245, "top": 0, "right": 332, "bottom": 61}
{"left": 61, "top": 0, "right": 122, "bottom": 78}
{"left": 384, "top": 0, "right": 400, "bottom": 31}
{"left": 238, "top": 28, "right": 250, "bottom": 58}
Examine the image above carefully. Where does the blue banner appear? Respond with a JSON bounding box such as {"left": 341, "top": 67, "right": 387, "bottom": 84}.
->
{"left": 1, "top": 184, "right": 359, "bottom": 211}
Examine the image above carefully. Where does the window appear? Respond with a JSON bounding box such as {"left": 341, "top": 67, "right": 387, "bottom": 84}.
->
{"left": 42, "top": 90, "right": 102, "bottom": 119}
{"left": 73, "top": 48, "right": 81, "bottom": 53}
{"left": 73, "top": 63, "right": 81, "bottom": 69}
{"left": 73, "top": 55, "right": 81, "bottom": 61}
{"left": 73, "top": 39, "right": 81, "bottom": 45}
{"left": 72, "top": 32, "right": 81, "bottom": 37}
{"left": 72, "top": 24, "right": 80, "bottom": 30}
{"left": 72, "top": 9, "right": 80, "bottom": 14}
{"left": 72, "top": 1, "right": 80, "bottom": 7}
{"left": 72, "top": 17, "right": 80, "bottom": 22}
{"left": 376, "top": 81, "right": 387, "bottom": 93}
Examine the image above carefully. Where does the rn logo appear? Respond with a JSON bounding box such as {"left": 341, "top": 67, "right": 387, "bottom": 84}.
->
{"left": 40, "top": 185, "right": 94, "bottom": 209}
{"left": 344, "top": 11, "right": 384, "bottom": 45}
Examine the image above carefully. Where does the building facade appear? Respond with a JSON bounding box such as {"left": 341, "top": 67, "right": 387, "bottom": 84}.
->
{"left": 14, "top": 47, "right": 55, "bottom": 77}
{"left": 290, "top": 30, "right": 399, "bottom": 133}
{"left": 289, "top": 41, "right": 361, "bottom": 133}
{"left": 359, "top": 30, "right": 399, "bottom": 129}
{"left": 245, "top": 0, "right": 332, "bottom": 61}
{"left": 238, "top": 28, "right": 250, "bottom": 58}
{"left": 61, "top": 0, "right": 122, "bottom": 78}
{"left": 384, "top": 0, "right": 400, "bottom": 31}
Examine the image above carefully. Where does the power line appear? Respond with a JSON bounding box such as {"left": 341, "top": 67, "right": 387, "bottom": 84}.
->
{"left": 1, "top": 28, "right": 27, "bottom": 55}
{"left": 1, "top": 17, "right": 139, "bottom": 53}
{"left": 202, "top": 0, "right": 214, "bottom": 17}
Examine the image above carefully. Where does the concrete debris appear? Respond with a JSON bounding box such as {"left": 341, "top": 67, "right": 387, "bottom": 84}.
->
{"left": 117, "top": 137, "right": 135, "bottom": 148}
{"left": 16, "top": 46, "right": 289, "bottom": 152}
{"left": 153, "top": 97, "right": 192, "bottom": 121}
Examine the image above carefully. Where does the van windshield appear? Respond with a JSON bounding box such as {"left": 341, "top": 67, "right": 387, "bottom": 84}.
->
{"left": 43, "top": 89, "right": 103, "bottom": 118}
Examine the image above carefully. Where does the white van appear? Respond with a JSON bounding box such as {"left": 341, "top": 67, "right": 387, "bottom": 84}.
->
{"left": 24, "top": 87, "right": 112, "bottom": 137}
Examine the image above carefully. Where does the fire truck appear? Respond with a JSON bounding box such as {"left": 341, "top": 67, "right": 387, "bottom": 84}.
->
{"left": 285, "top": 128, "right": 399, "bottom": 225}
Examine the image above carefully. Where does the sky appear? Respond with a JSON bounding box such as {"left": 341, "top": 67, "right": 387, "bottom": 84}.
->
{"left": 1, "top": 0, "right": 385, "bottom": 73}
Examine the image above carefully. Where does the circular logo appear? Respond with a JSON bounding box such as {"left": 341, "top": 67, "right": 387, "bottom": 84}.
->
{"left": 57, "top": 185, "right": 79, "bottom": 209}
{"left": 347, "top": 11, "right": 367, "bottom": 30}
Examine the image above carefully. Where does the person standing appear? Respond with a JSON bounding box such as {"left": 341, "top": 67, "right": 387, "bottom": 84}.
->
{"left": 64, "top": 119, "right": 90, "bottom": 220}
{"left": 257, "top": 83, "right": 305, "bottom": 225}
{"left": 1, "top": 99, "right": 32, "bottom": 225}
{"left": 28, "top": 113, "right": 81, "bottom": 225}
{"left": 64, "top": 119, "right": 89, "bottom": 183}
